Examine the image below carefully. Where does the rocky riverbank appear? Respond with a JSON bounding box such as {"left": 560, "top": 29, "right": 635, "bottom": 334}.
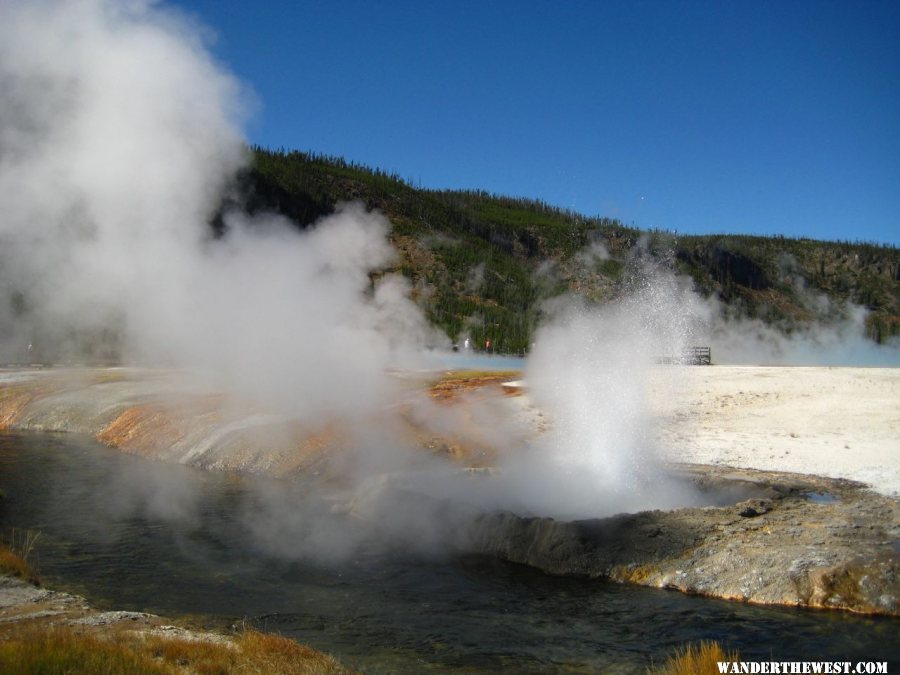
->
{"left": 467, "top": 465, "right": 898, "bottom": 614}
{"left": 0, "top": 573, "right": 351, "bottom": 673}
{"left": 1, "top": 366, "right": 897, "bottom": 615}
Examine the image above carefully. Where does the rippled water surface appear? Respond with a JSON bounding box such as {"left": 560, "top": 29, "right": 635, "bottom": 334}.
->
{"left": 1, "top": 432, "right": 897, "bottom": 673}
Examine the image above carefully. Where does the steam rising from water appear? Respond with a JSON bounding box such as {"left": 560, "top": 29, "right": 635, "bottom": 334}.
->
{"left": 511, "top": 271, "right": 702, "bottom": 517}
{"left": 705, "top": 301, "right": 899, "bottom": 367}
{"left": 0, "top": 0, "right": 477, "bottom": 560}
{"left": 0, "top": 0, "right": 434, "bottom": 427}
{"left": 0, "top": 1, "right": 895, "bottom": 563}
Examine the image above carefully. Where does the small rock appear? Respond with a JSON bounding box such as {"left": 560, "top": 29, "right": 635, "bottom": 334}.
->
{"left": 641, "top": 525, "right": 662, "bottom": 538}
{"left": 877, "top": 595, "right": 896, "bottom": 611}
{"left": 737, "top": 499, "right": 773, "bottom": 518}
{"left": 70, "top": 611, "right": 155, "bottom": 626}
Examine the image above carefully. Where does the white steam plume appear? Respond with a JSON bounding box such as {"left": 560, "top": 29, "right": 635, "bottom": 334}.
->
{"left": 705, "top": 306, "right": 899, "bottom": 366}
{"left": 0, "top": 0, "right": 431, "bottom": 426}
{"left": 4, "top": 0, "right": 893, "bottom": 569}
{"left": 698, "top": 251, "right": 898, "bottom": 366}
{"left": 0, "top": 0, "right": 459, "bottom": 563}
{"left": 497, "top": 269, "right": 703, "bottom": 518}
{"left": 701, "top": 292, "right": 899, "bottom": 368}
{"left": 391, "top": 266, "right": 709, "bottom": 524}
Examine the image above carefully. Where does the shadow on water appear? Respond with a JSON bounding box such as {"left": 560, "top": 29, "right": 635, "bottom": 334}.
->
{"left": 0, "top": 431, "right": 897, "bottom": 673}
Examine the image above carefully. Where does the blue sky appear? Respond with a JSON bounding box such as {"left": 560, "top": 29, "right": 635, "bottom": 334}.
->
{"left": 179, "top": 0, "right": 899, "bottom": 245}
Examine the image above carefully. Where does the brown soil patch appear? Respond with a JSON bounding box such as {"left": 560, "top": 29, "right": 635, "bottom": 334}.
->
{"left": 0, "top": 381, "right": 66, "bottom": 429}
{"left": 272, "top": 424, "right": 346, "bottom": 476}
{"left": 428, "top": 371, "right": 521, "bottom": 403}
{"left": 97, "top": 396, "right": 223, "bottom": 456}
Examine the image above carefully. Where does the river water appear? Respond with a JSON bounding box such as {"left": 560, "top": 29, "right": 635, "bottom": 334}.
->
{"left": 1, "top": 431, "right": 897, "bottom": 673}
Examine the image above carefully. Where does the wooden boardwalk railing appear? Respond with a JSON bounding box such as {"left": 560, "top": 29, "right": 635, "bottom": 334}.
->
{"left": 656, "top": 346, "right": 712, "bottom": 365}
{"left": 683, "top": 346, "right": 711, "bottom": 365}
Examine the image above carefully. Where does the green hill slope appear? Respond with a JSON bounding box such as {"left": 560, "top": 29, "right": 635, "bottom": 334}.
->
{"left": 242, "top": 148, "right": 899, "bottom": 353}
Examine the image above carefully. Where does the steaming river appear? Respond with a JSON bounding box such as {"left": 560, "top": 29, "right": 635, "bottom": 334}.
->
{"left": 1, "top": 431, "right": 897, "bottom": 673}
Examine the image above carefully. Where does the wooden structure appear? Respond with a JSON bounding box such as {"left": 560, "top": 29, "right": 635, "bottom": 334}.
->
{"left": 657, "top": 346, "right": 712, "bottom": 365}
{"left": 682, "top": 346, "right": 712, "bottom": 365}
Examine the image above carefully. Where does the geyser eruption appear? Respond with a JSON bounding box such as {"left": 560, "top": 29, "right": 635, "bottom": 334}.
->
{"left": 0, "top": 0, "right": 710, "bottom": 561}
{"left": 494, "top": 268, "right": 704, "bottom": 519}
{"left": 387, "top": 265, "right": 708, "bottom": 527}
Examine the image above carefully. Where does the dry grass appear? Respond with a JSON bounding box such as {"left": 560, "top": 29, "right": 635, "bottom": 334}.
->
{"left": 0, "top": 625, "right": 166, "bottom": 674}
{"left": 648, "top": 641, "right": 740, "bottom": 675}
{"left": 0, "top": 530, "right": 41, "bottom": 585}
{"left": 0, "top": 537, "right": 351, "bottom": 673}
{"left": 234, "top": 630, "right": 351, "bottom": 674}
{"left": 145, "top": 631, "right": 324, "bottom": 674}
{"left": 0, "top": 623, "right": 353, "bottom": 675}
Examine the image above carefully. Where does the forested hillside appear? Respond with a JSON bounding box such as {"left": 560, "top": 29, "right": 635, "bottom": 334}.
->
{"left": 240, "top": 148, "right": 899, "bottom": 353}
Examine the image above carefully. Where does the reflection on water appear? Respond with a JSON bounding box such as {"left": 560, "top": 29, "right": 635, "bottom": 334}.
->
{"left": 0, "top": 431, "right": 897, "bottom": 673}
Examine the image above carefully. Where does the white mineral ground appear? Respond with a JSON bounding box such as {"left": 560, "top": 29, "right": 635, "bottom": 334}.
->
{"left": 1, "top": 364, "right": 897, "bottom": 498}
{"left": 647, "top": 366, "right": 900, "bottom": 497}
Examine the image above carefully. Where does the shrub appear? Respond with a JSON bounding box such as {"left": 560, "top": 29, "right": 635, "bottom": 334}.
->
{"left": 0, "top": 530, "right": 40, "bottom": 585}
{"left": 648, "top": 641, "right": 740, "bottom": 675}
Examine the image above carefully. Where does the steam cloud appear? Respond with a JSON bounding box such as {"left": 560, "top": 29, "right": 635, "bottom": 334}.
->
{"left": 0, "top": 0, "right": 435, "bottom": 426}
{"left": 1, "top": 0, "right": 895, "bottom": 564}
{"left": 0, "top": 0, "right": 467, "bottom": 561}
{"left": 702, "top": 290, "right": 899, "bottom": 367}
{"left": 508, "top": 270, "right": 701, "bottom": 517}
